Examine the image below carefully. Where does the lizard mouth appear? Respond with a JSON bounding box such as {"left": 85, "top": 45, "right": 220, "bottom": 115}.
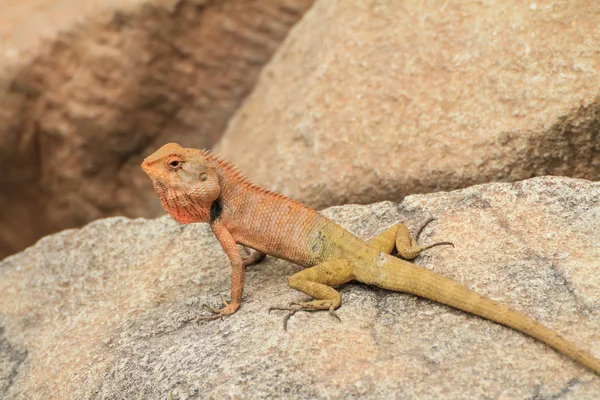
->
{"left": 141, "top": 159, "right": 152, "bottom": 175}
{"left": 140, "top": 159, "right": 164, "bottom": 184}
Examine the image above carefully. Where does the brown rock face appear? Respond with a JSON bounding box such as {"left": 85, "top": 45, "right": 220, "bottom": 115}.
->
{"left": 0, "top": 0, "right": 314, "bottom": 259}
{"left": 218, "top": 0, "right": 600, "bottom": 209}
{"left": 0, "top": 177, "right": 599, "bottom": 398}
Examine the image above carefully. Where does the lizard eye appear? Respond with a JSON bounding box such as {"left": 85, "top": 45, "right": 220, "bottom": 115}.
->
{"left": 199, "top": 173, "right": 208, "bottom": 182}
{"left": 165, "top": 156, "right": 183, "bottom": 170}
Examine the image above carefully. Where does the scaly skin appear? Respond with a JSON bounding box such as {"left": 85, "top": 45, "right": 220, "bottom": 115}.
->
{"left": 142, "top": 143, "right": 600, "bottom": 375}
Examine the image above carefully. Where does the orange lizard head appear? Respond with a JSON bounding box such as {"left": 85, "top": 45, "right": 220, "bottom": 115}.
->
{"left": 141, "top": 143, "right": 221, "bottom": 223}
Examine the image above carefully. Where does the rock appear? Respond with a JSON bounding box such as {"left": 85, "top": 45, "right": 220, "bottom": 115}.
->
{"left": 1, "top": 176, "right": 599, "bottom": 399}
{"left": 0, "top": 0, "right": 314, "bottom": 259}
{"left": 217, "top": 0, "right": 600, "bottom": 210}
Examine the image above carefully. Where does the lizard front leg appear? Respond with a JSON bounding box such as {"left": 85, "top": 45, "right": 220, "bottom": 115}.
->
{"left": 199, "top": 220, "right": 245, "bottom": 321}
{"left": 269, "top": 258, "right": 354, "bottom": 330}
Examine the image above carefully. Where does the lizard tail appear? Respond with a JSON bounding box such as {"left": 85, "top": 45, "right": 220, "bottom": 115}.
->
{"left": 374, "top": 257, "right": 600, "bottom": 375}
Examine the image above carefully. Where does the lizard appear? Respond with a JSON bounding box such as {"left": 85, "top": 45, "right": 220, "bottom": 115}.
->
{"left": 141, "top": 142, "right": 600, "bottom": 375}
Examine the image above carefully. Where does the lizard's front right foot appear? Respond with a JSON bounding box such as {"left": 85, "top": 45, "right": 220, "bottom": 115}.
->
{"left": 269, "top": 301, "right": 341, "bottom": 331}
{"left": 198, "top": 295, "right": 239, "bottom": 322}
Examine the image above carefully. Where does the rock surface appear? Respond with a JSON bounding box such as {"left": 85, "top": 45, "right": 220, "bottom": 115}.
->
{"left": 1, "top": 176, "right": 599, "bottom": 399}
{"left": 218, "top": 0, "right": 600, "bottom": 209}
{"left": 0, "top": 0, "right": 314, "bottom": 259}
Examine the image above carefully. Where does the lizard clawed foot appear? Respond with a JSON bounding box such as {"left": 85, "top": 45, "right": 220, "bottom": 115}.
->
{"left": 415, "top": 218, "right": 454, "bottom": 250}
{"left": 198, "top": 295, "right": 239, "bottom": 322}
{"left": 269, "top": 301, "right": 341, "bottom": 331}
{"left": 397, "top": 218, "right": 454, "bottom": 260}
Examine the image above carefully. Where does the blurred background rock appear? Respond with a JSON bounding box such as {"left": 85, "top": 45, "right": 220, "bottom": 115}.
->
{"left": 218, "top": 0, "right": 600, "bottom": 209}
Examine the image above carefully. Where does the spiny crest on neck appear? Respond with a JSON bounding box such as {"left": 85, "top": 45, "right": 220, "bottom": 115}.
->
{"left": 201, "top": 149, "right": 311, "bottom": 208}
{"left": 198, "top": 149, "right": 246, "bottom": 181}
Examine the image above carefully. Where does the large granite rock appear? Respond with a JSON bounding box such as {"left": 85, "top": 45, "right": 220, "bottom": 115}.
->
{"left": 218, "top": 0, "right": 600, "bottom": 210}
{"left": 1, "top": 177, "right": 599, "bottom": 399}
{"left": 0, "top": 0, "right": 314, "bottom": 259}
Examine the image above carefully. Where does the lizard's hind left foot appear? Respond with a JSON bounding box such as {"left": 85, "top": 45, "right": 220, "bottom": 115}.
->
{"left": 269, "top": 301, "right": 341, "bottom": 331}
{"left": 396, "top": 218, "right": 454, "bottom": 260}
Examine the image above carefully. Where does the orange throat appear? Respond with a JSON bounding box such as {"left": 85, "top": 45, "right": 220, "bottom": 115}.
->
{"left": 154, "top": 181, "right": 211, "bottom": 224}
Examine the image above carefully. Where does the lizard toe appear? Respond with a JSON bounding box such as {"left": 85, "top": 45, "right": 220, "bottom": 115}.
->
{"left": 269, "top": 301, "right": 341, "bottom": 330}
{"left": 198, "top": 299, "right": 240, "bottom": 323}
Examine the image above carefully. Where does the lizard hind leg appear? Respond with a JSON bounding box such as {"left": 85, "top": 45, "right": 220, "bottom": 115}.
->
{"left": 269, "top": 258, "right": 355, "bottom": 330}
{"left": 396, "top": 218, "right": 454, "bottom": 260}
{"left": 368, "top": 223, "right": 401, "bottom": 254}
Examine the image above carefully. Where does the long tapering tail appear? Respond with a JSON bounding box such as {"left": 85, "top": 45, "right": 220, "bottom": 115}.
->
{"left": 374, "top": 256, "right": 600, "bottom": 375}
